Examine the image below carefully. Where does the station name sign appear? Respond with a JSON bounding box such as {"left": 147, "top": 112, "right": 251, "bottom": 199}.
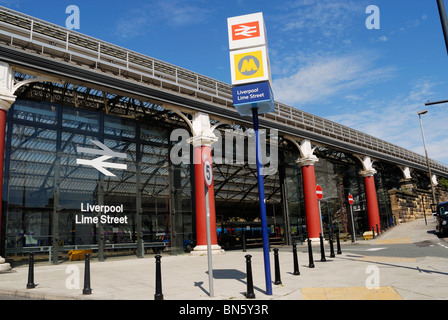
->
{"left": 76, "top": 202, "right": 128, "bottom": 225}
{"left": 232, "top": 81, "right": 274, "bottom": 116}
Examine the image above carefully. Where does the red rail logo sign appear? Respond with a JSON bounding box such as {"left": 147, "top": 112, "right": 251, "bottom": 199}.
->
{"left": 228, "top": 12, "right": 267, "bottom": 51}
{"left": 232, "top": 21, "right": 260, "bottom": 41}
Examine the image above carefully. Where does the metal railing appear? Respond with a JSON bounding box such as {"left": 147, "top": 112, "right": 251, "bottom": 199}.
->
{"left": 0, "top": 6, "right": 447, "bottom": 175}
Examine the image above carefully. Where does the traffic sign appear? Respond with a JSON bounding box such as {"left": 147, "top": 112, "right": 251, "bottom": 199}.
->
{"left": 204, "top": 158, "right": 213, "bottom": 187}
{"left": 316, "top": 185, "right": 323, "bottom": 200}
{"left": 202, "top": 154, "right": 214, "bottom": 297}
{"left": 348, "top": 194, "right": 354, "bottom": 205}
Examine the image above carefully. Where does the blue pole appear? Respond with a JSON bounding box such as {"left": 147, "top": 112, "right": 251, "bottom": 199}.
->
{"left": 251, "top": 107, "right": 272, "bottom": 296}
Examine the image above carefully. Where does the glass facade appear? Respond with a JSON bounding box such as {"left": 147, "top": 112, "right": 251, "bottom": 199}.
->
{"left": 279, "top": 145, "right": 305, "bottom": 242}
{"left": 2, "top": 95, "right": 400, "bottom": 260}
{"left": 314, "top": 147, "right": 367, "bottom": 236}
{"left": 4, "top": 100, "right": 193, "bottom": 257}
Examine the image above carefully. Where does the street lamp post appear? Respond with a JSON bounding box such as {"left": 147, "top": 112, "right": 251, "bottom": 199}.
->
{"left": 417, "top": 110, "right": 438, "bottom": 207}
{"left": 437, "top": 0, "right": 448, "bottom": 55}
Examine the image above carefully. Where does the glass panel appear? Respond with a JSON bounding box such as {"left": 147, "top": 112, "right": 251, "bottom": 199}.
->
{"left": 62, "top": 106, "right": 100, "bottom": 132}
{"left": 102, "top": 138, "right": 137, "bottom": 245}
{"left": 6, "top": 122, "right": 56, "bottom": 250}
{"left": 13, "top": 101, "right": 58, "bottom": 125}
{"left": 59, "top": 131, "right": 101, "bottom": 246}
{"left": 314, "top": 148, "right": 367, "bottom": 238}
{"left": 104, "top": 115, "right": 135, "bottom": 139}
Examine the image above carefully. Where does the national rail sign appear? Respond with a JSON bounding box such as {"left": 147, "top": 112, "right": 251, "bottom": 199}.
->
{"left": 227, "top": 12, "right": 267, "bottom": 50}
{"left": 76, "top": 140, "right": 127, "bottom": 177}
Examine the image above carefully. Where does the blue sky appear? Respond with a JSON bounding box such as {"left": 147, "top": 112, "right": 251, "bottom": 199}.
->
{"left": 2, "top": 0, "right": 448, "bottom": 166}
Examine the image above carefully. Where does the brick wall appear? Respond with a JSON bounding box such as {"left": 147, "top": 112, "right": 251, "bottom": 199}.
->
{"left": 388, "top": 181, "right": 448, "bottom": 223}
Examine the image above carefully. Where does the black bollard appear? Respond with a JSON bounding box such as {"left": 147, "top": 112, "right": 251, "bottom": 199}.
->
{"left": 372, "top": 226, "right": 375, "bottom": 239}
{"left": 292, "top": 243, "right": 300, "bottom": 275}
{"left": 376, "top": 224, "right": 380, "bottom": 236}
{"left": 82, "top": 254, "right": 92, "bottom": 295}
{"left": 154, "top": 255, "right": 164, "bottom": 300}
{"left": 273, "top": 248, "right": 282, "bottom": 285}
{"left": 26, "top": 252, "right": 36, "bottom": 289}
{"left": 245, "top": 255, "right": 256, "bottom": 299}
{"left": 336, "top": 232, "right": 342, "bottom": 254}
{"left": 242, "top": 233, "right": 246, "bottom": 252}
{"left": 307, "top": 236, "right": 315, "bottom": 268}
{"left": 319, "top": 233, "right": 326, "bottom": 262}
{"left": 329, "top": 234, "right": 335, "bottom": 258}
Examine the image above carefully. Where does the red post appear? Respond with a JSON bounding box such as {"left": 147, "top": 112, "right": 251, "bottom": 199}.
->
{"left": 301, "top": 164, "right": 321, "bottom": 240}
{"left": 364, "top": 175, "right": 381, "bottom": 233}
{"left": 193, "top": 145, "right": 218, "bottom": 249}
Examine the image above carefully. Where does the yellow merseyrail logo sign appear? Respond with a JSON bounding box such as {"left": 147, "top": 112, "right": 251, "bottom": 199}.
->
{"left": 235, "top": 51, "right": 264, "bottom": 79}
{"left": 230, "top": 46, "right": 270, "bottom": 86}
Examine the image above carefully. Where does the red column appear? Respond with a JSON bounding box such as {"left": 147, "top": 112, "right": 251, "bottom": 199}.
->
{"left": 364, "top": 175, "right": 381, "bottom": 233}
{"left": 193, "top": 145, "right": 218, "bottom": 248}
{"left": 0, "top": 109, "right": 6, "bottom": 254}
{"left": 301, "top": 164, "right": 321, "bottom": 239}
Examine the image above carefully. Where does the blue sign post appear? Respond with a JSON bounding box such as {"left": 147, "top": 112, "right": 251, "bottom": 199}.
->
{"left": 228, "top": 12, "right": 275, "bottom": 296}
{"left": 233, "top": 83, "right": 275, "bottom": 297}
{"left": 251, "top": 104, "right": 273, "bottom": 296}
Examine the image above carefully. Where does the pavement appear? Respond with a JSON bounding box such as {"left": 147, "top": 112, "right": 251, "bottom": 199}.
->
{"left": 1, "top": 217, "right": 448, "bottom": 301}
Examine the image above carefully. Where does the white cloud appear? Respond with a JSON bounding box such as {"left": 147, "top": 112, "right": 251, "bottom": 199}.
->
{"left": 325, "top": 79, "right": 448, "bottom": 165}
{"left": 113, "top": 0, "right": 211, "bottom": 39}
{"left": 0, "top": 0, "right": 21, "bottom": 8}
{"left": 272, "top": 52, "right": 395, "bottom": 106}
{"left": 155, "top": 1, "right": 211, "bottom": 27}
{"left": 114, "top": 10, "right": 151, "bottom": 39}
{"left": 278, "top": 0, "right": 364, "bottom": 38}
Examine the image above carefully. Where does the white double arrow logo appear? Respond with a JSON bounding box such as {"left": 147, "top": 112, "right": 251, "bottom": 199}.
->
{"left": 234, "top": 25, "right": 258, "bottom": 38}
{"left": 76, "top": 140, "right": 127, "bottom": 177}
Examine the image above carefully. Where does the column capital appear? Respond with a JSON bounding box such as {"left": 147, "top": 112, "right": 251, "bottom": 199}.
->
{"left": 398, "top": 166, "right": 412, "bottom": 180}
{"left": 297, "top": 139, "right": 318, "bottom": 166}
{"left": 0, "top": 93, "right": 16, "bottom": 111}
{"left": 355, "top": 154, "right": 377, "bottom": 177}
{"left": 296, "top": 155, "right": 319, "bottom": 167}
{"left": 167, "top": 109, "right": 218, "bottom": 147}
{"left": 0, "top": 62, "right": 16, "bottom": 111}
{"left": 0, "top": 62, "right": 64, "bottom": 112}
{"left": 188, "top": 134, "right": 218, "bottom": 147}
{"left": 283, "top": 137, "right": 319, "bottom": 166}
{"left": 432, "top": 174, "right": 438, "bottom": 187}
{"left": 188, "top": 112, "right": 218, "bottom": 147}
